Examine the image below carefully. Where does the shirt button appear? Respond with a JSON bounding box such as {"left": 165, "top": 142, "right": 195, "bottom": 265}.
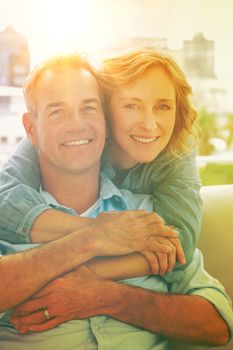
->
{"left": 22, "top": 227, "right": 27, "bottom": 233}
{"left": 112, "top": 195, "right": 124, "bottom": 208}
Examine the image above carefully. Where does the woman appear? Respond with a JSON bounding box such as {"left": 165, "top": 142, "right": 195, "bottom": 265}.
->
{"left": 0, "top": 47, "right": 201, "bottom": 281}
{"left": 99, "top": 47, "right": 201, "bottom": 280}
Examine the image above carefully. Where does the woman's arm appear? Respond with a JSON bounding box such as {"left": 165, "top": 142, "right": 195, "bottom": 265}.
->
{"left": 0, "top": 140, "right": 103, "bottom": 244}
{"left": 130, "top": 150, "right": 202, "bottom": 281}
{"left": 1, "top": 138, "right": 40, "bottom": 188}
{"left": 31, "top": 208, "right": 182, "bottom": 280}
{"left": 0, "top": 138, "right": 180, "bottom": 281}
{"left": 0, "top": 138, "right": 44, "bottom": 243}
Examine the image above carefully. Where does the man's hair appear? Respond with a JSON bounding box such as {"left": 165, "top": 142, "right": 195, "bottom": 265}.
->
{"left": 99, "top": 47, "right": 198, "bottom": 155}
{"left": 23, "top": 53, "right": 101, "bottom": 115}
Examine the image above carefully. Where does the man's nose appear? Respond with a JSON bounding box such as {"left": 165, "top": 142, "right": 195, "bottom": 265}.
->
{"left": 67, "top": 111, "right": 86, "bottom": 130}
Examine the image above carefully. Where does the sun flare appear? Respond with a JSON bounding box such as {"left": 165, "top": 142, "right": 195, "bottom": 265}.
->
{"left": 42, "top": 0, "right": 111, "bottom": 57}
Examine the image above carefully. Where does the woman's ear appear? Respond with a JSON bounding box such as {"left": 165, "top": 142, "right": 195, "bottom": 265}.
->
{"left": 22, "top": 112, "right": 38, "bottom": 145}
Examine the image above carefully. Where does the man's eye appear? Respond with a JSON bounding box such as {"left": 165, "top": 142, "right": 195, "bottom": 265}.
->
{"left": 81, "top": 106, "right": 97, "bottom": 113}
{"left": 125, "top": 104, "right": 140, "bottom": 110}
{"left": 50, "top": 109, "right": 64, "bottom": 116}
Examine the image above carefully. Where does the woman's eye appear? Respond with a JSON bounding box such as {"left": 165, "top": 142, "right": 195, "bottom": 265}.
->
{"left": 125, "top": 104, "right": 140, "bottom": 110}
{"left": 158, "top": 104, "right": 171, "bottom": 111}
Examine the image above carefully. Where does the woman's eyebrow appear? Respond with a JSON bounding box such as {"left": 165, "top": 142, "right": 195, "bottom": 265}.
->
{"left": 157, "top": 98, "right": 176, "bottom": 104}
{"left": 118, "top": 97, "right": 142, "bottom": 102}
{"left": 118, "top": 97, "right": 175, "bottom": 104}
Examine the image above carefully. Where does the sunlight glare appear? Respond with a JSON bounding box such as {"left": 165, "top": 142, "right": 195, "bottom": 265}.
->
{"left": 43, "top": 0, "right": 109, "bottom": 56}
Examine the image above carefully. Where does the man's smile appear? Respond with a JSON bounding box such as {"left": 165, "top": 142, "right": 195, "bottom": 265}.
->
{"left": 62, "top": 139, "right": 92, "bottom": 146}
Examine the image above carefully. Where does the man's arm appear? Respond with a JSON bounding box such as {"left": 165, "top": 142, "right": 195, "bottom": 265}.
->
{"left": 12, "top": 265, "right": 231, "bottom": 346}
{"left": 0, "top": 229, "right": 97, "bottom": 311}
{"left": 106, "top": 282, "right": 230, "bottom": 346}
{"left": 0, "top": 210, "right": 178, "bottom": 312}
{"left": 106, "top": 249, "right": 233, "bottom": 346}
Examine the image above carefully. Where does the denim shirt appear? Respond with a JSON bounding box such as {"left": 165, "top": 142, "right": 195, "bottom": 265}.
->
{"left": 0, "top": 174, "right": 233, "bottom": 349}
{"left": 0, "top": 138, "right": 202, "bottom": 278}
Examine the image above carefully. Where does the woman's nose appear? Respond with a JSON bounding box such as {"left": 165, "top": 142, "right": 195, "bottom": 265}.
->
{"left": 140, "top": 110, "right": 158, "bottom": 130}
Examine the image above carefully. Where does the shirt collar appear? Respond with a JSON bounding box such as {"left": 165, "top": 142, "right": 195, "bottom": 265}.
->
{"left": 39, "top": 172, "right": 127, "bottom": 213}
{"left": 102, "top": 156, "right": 141, "bottom": 181}
{"left": 99, "top": 173, "right": 125, "bottom": 201}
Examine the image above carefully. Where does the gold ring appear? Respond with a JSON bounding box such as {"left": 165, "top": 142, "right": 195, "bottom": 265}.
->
{"left": 43, "top": 309, "right": 50, "bottom": 320}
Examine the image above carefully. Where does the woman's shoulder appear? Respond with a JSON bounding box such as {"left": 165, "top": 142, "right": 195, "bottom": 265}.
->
{"left": 131, "top": 149, "right": 198, "bottom": 189}
{"left": 138, "top": 149, "right": 196, "bottom": 173}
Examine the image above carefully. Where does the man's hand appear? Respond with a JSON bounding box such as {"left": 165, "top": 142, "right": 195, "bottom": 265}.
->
{"left": 91, "top": 210, "right": 179, "bottom": 257}
{"left": 11, "top": 266, "right": 117, "bottom": 333}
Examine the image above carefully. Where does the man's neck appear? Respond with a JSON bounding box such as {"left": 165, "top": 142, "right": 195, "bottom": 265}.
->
{"left": 40, "top": 164, "right": 100, "bottom": 214}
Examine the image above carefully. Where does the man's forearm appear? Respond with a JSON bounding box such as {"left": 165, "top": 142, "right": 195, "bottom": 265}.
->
{"left": 105, "top": 282, "right": 230, "bottom": 346}
{"left": 0, "top": 228, "right": 97, "bottom": 312}
{"left": 1, "top": 210, "right": 177, "bottom": 311}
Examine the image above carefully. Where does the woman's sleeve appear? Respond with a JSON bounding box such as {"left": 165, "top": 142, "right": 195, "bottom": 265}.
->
{"left": 140, "top": 151, "right": 202, "bottom": 282}
{"left": 0, "top": 138, "right": 51, "bottom": 244}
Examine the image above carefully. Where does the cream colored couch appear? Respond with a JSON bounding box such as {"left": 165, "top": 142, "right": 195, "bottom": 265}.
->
{"left": 170, "top": 185, "right": 233, "bottom": 350}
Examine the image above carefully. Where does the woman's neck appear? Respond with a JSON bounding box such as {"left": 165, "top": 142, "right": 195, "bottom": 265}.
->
{"left": 107, "top": 141, "right": 138, "bottom": 171}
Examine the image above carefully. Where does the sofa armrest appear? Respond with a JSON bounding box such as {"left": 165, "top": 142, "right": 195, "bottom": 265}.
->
{"left": 198, "top": 185, "right": 233, "bottom": 302}
{"left": 170, "top": 185, "right": 233, "bottom": 350}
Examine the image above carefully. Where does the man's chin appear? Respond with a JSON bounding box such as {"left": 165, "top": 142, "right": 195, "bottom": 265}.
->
{"left": 60, "top": 162, "right": 100, "bottom": 176}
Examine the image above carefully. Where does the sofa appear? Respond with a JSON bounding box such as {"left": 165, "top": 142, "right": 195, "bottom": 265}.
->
{"left": 170, "top": 185, "right": 233, "bottom": 349}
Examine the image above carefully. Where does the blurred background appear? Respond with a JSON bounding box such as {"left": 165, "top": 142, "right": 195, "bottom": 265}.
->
{"left": 0, "top": 0, "right": 232, "bottom": 185}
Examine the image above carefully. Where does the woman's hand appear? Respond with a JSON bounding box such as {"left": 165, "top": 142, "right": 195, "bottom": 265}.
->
{"left": 91, "top": 210, "right": 179, "bottom": 257}
{"left": 141, "top": 235, "right": 185, "bottom": 275}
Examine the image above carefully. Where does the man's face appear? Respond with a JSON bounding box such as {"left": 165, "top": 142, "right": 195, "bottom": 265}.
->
{"left": 25, "top": 68, "right": 106, "bottom": 176}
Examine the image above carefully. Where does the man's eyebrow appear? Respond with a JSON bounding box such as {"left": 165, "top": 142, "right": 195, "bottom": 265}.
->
{"left": 45, "top": 102, "right": 66, "bottom": 110}
{"left": 81, "top": 98, "right": 101, "bottom": 105}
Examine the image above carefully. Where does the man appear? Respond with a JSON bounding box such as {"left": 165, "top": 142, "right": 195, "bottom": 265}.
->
{"left": 0, "top": 54, "right": 232, "bottom": 349}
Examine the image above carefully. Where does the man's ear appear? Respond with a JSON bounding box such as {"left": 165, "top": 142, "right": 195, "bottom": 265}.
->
{"left": 22, "top": 112, "right": 38, "bottom": 145}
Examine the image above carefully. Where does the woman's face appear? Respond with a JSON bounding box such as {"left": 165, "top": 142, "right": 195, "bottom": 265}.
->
{"left": 108, "top": 66, "right": 176, "bottom": 169}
